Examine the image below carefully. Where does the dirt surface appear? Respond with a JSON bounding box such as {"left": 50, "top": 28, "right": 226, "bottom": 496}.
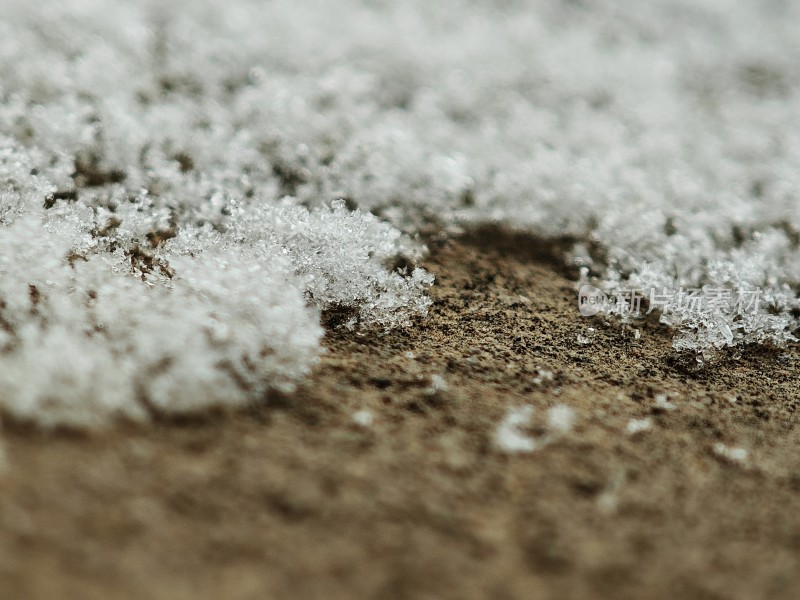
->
{"left": 0, "top": 230, "right": 799, "bottom": 600}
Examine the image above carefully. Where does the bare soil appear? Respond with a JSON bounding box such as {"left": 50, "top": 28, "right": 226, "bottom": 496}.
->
{"left": 1, "top": 230, "right": 799, "bottom": 600}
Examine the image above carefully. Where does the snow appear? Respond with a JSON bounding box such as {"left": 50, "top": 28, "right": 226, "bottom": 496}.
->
{"left": 427, "top": 374, "right": 448, "bottom": 395}
{"left": 495, "top": 406, "right": 536, "bottom": 454}
{"left": 627, "top": 418, "right": 653, "bottom": 435}
{"left": 0, "top": 0, "right": 799, "bottom": 424}
{"left": 352, "top": 410, "right": 374, "bottom": 427}
{"left": 546, "top": 405, "right": 575, "bottom": 434}
{"left": 713, "top": 443, "right": 749, "bottom": 465}
{"left": 653, "top": 394, "right": 678, "bottom": 412}
{"left": 496, "top": 404, "right": 574, "bottom": 454}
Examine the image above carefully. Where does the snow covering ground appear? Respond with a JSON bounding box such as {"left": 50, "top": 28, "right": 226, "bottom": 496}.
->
{"left": 1, "top": 0, "right": 799, "bottom": 425}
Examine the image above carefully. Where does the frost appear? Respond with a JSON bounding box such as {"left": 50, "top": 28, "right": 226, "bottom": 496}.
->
{"left": 1, "top": 0, "right": 800, "bottom": 424}
{"left": 0, "top": 222, "right": 324, "bottom": 425}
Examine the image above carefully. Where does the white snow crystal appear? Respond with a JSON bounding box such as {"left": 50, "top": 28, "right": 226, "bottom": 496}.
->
{"left": 352, "top": 410, "right": 374, "bottom": 427}
{"left": 653, "top": 394, "right": 677, "bottom": 412}
{"left": 426, "top": 374, "right": 448, "bottom": 395}
{"left": 713, "top": 443, "right": 749, "bottom": 465}
{"left": 546, "top": 405, "right": 575, "bottom": 434}
{"left": 495, "top": 405, "right": 536, "bottom": 454}
{"left": 576, "top": 328, "right": 596, "bottom": 346}
{"left": 627, "top": 418, "right": 653, "bottom": 435}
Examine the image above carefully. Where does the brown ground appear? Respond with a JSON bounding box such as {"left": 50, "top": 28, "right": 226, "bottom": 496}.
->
{"left": 1, "top": 230, "right": 799, "bottom": 600}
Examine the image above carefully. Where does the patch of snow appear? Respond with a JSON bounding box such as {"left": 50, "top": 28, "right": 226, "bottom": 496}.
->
{"left": 713, "top": 443, "right": 749, "bottom": 465}
{"left": 653, "top": 394, "right": 677, "bottom": 412}
{"left": 495, "top": 406, "right": 536, "bottom": 454}
{"left": 627, "top": 417, "right": 653, "bottom": 435}
{"left": 352, "top": 410, "right": 374, "bottom": 427}
{"left": 546, "top": 405, "right": 575, "bottom": 434}
{"left": 427, "top": 374, "right": 448, "bottom": 394}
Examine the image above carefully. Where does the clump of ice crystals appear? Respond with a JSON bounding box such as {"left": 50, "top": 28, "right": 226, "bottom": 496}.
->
{"left": 0, "top": 134, "right": 432, "bottom": 425}
{"left": 1, "top": 0, "right": 800, "bottom": 424}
